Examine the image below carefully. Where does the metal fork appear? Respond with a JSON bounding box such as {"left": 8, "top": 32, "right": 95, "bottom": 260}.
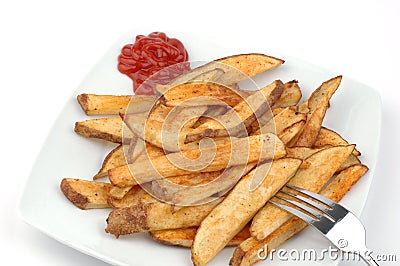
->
{"left": 270, "top": 185, "right": 379, "bottom": 266}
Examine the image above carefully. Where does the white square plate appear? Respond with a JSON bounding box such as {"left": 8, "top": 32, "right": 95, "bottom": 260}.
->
{"left": 18, "top": 31, "right": 381, "bottom": 266}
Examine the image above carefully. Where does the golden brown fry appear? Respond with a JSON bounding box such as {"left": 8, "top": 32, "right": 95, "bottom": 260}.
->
{"left": 191, "top": 158, "right": 301, "bottom": 266}
{"left": 278, "top": 120, "right": 305, "bottom": 145}
{"left": 60, "top": 178, "right": 112, "bottom": 210}
{"left": 230, "top": 164, "right": 368, "bottom": 266}
{"left": 94, "top": 145, "right": 126, "bottom": 180}
{"left": 164, "top": 53, "right": 284, "bottom": 90}
{"left": 290, "top": 76, "right": 342, "bottom": 147}
{"left": 314, "top": 127, "right": 361, "bottom": 156}
{"left": 76, "top": 94, "right": 155, "bottom": 115}
{"left": 108, "top": 133, "right": 286, "bottom": 187}
{"left": 105, "top": 197, "right": 223, "bottom": 237}
{"left": 149, "top": 225, "right": 251, "bottom": 248}
{"left": 108, "top": 185, "right": 148, "bottom": 209}
{"left": 185, "top": 80, "right": 284, "bottom": 142}
{"left": 254, "top": 107, "right": 306, "bottom": 136}
{"left": 250, "top": 145, "right": 355, "bottom": 241}
{"left": 161, "top": 82, "right": 244, "bottom": 107}
{"left": 272, "top": 80, "right": 302, "bottom": 108}
{"left": 74, "top": 116, "right": 134, "bottom": 143}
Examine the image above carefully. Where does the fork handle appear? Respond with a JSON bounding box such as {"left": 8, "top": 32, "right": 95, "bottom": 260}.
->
{"left": 361, "top": 254, "right": 379, "bottom": 266}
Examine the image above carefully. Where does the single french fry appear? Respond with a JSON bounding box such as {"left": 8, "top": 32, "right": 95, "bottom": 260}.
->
{"left": 185, "top": 80, "right": 284, "bottom": 142}
{"left": 76, "top": 94, "right": 155, "bottom": 115}
{"left": 74, "top": 116, "right": 134, "bottom": 143}
{"left": 278, "top": 120, "right": 305, "bottom": 145}
{"left": 250, "top": 145, "right": 355, "bottom": 241}
{"left": 94, "top": 145, "right": 126, "bottom": 180}
{"left": 254, "top": 107, "right": 306, "bottom": 136}
{"left": 60, "top": 178, "right": 112, "bottom": 210}
{"left": 191, "top": 158, "right": 302, "bottom": 266}
{"left": 108, "top": 133, "right": 286, "bottom": 188}
{"left": 149, "top": 225, "right": 251, "bottom": 248}
{"left": 314, "top": 127, "right": 361, "bottom": 156}
{"left": 272, "top": 80, "right": 302, "bottom": 108}
{"left": 229, "top": 164, "right": 368, "bottom": 266}
{"left": 161, "top": 82, "right": 244, "bottom": 107}
{"left": 290, "top": 76, "right": 342, "bottom": 147}
{"left": 108, "top": 185, "right": 148, "bottom": 209}
{"left": 105, "top": 197, "right": 223, "bottom": 237}
{"left": 164, "top": 53, "right": 284, "bottom": 90}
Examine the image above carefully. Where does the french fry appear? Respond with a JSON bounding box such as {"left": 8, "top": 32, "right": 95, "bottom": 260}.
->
{"left": 108, "top": 133, "right": 286, "bottom": 188}
{"left": 278, "top": 121, "right": 305, "bottom": 145}
{"left": 250, "top": 145, "right": 355, "bottom": 241}
{"left": 94, "top": 145, "right": 126, "bottom": 180}
{"left": 105, "top": 197, "right": 224, "bottom": 237}
{"left": 314, "top": 127, "right": 361, "bottom": 156}
{"left": 253, "top": 107, "right": 306, "bottom": 136}
{"left": 76, "top": 94, "right": 155, "bottom": 115}
{"left": 290, "top": 76, "right": 342, "bottom": 147}
{"left": 191, "top": 158, "right": 302, "bottom": 266}
{"left": 74, "top": 116, "right": 134, "bottom": 143}
{"left": 60, "top": 178, "right": 112, "bottom": 210}
{"left": 149, "top": 225, "right": 251, "bottom": 248}
{"left": 272, "top": 80, "right": 302, "bottom": 108}
{"left": 108, "top": 185, "right": 148, "bottom": 209}
{"left": 165, "top": 53, "right": 284, "bottom": 89}
{"left": 161, "top": 82, "right": 244, "bottom": 107}
{"left": 229, "top": 164, "right": 368, "bottom": 266}
{"left": 185, "top": 80, "right": 284, "bottom": 142}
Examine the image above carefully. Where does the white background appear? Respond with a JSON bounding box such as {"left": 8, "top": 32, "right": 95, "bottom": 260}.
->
{"left": 1, "top": 0, "right": 399, "bottom": 265}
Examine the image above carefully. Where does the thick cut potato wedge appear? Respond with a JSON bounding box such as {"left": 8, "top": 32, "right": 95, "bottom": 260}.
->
{"left": 60, "top": 178, "right": 112, "bottom": 210}
{"left": 75, "top": 116, "right": 134, "bottom": 143}
{"left": 161, "top": 82, "right": 244, "bottom": 107}
{"left": 76, "top": 94, "right": 155, "bottom": 115}
{"left": 229, "top": 164, "right": 368, "bottom": 266}
{"left": 108, "top": 185, "right": 148, "bottom": 209}
{"left": 272, "top": 80, "right": 302, "bottom": 108}
{"left": 278, "top": 120, "right": 305, "bottom": 145}
{"left": 290, "top": 76, "right": 342, "bottom": 147}
{"left": 149, "top": 225, "right": 251, "bottom": 248}
{"left": 185, "top": 80, "right": 284, "bottom": 142}
{"left": 94, "top": 145, "right": 126, "bottom": 180}
{"left": 108, "top": 133, "right": 286, "bottom": 188}
{"left": 314, "top": 127, "right": 361, "bottom": 156}
{"left": 253, "top": 107, "right": 306, "bottom": 136}
{"left": 250, "top": 145, "right": 355, "bottom": 241}
{"left": 164, "top": 53, "right": 284, "bottom": 89}
{"left": 105, "top": 197, "right": 223, "bottom": 237}
{"left": 191, "top": 158, "right": 302, "bottom": 266}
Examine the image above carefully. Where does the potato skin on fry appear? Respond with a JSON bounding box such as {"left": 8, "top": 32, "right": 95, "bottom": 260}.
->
{"left": 60, "top": 178, "right": 112, "bottom": 210}
{"left": 105, "top": 198, "right": 223, "bottom": 237}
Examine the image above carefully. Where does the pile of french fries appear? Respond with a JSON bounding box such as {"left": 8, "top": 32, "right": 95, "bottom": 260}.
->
{"left": 61, "top": 53, "right": 368, "bottom": 266}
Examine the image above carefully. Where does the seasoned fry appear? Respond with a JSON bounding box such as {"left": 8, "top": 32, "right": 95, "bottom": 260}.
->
{"left": 150, "top": 225, "right": 251, "bottom": 248}
{"left": 105, "top": 197, "right": 223, "bottom": 237}
{"left": 60, "top": 178, "right": 112, "bottom": 210}
{"left": 76, "top": 94, "right": 155, "bottom": 115}
{"left": 315, "top": 127, "right": 361, "bottom": 156}
{"left": 191, "top": 158, "right": 301, "bottom": 266}
{"left": 74, "top": 116, "right": 134, "bottom": 143}
{"left": 250, "top": 145, "right": 355, "bottom": 241}
{"left": 94, "top": 145, "right": 126, "bottom": 180}
{"left": 108, "top": 133, "right": 286, "bottom": 187}
{"left": 166, "top": 53, "right": 284, "bottom": 89}
{"left": 254, "top": 107, "right": 306, "bottom": 136}
{"left": 161, "top": 82, "right": 244, "bottom": 107}
{"left": 272, "top": 80, "right": 302, "bottom": 108}
{"left": 230, "top": 164, "right": 368, "bottom": 266}
{"left": 108, "top": 185, "right": 148, "bottom": 209}
{"left": 290, "top": 76, "right": 342, "bottom": 147}
{"left": 185, "top": 80, "right": 284, "bottom": 142}
{"left": 278, "top": 120, "right": 305, "bottom": 145}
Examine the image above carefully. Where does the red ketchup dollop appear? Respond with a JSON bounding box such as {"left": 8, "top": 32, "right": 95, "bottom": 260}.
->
{"left": 118, "top": 32, "right": 190, "bottom": 95}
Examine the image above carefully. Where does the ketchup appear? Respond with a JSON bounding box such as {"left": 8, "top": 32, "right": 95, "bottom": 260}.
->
{"left": 118, "top": 32, "right": 190, "bottom": 95}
